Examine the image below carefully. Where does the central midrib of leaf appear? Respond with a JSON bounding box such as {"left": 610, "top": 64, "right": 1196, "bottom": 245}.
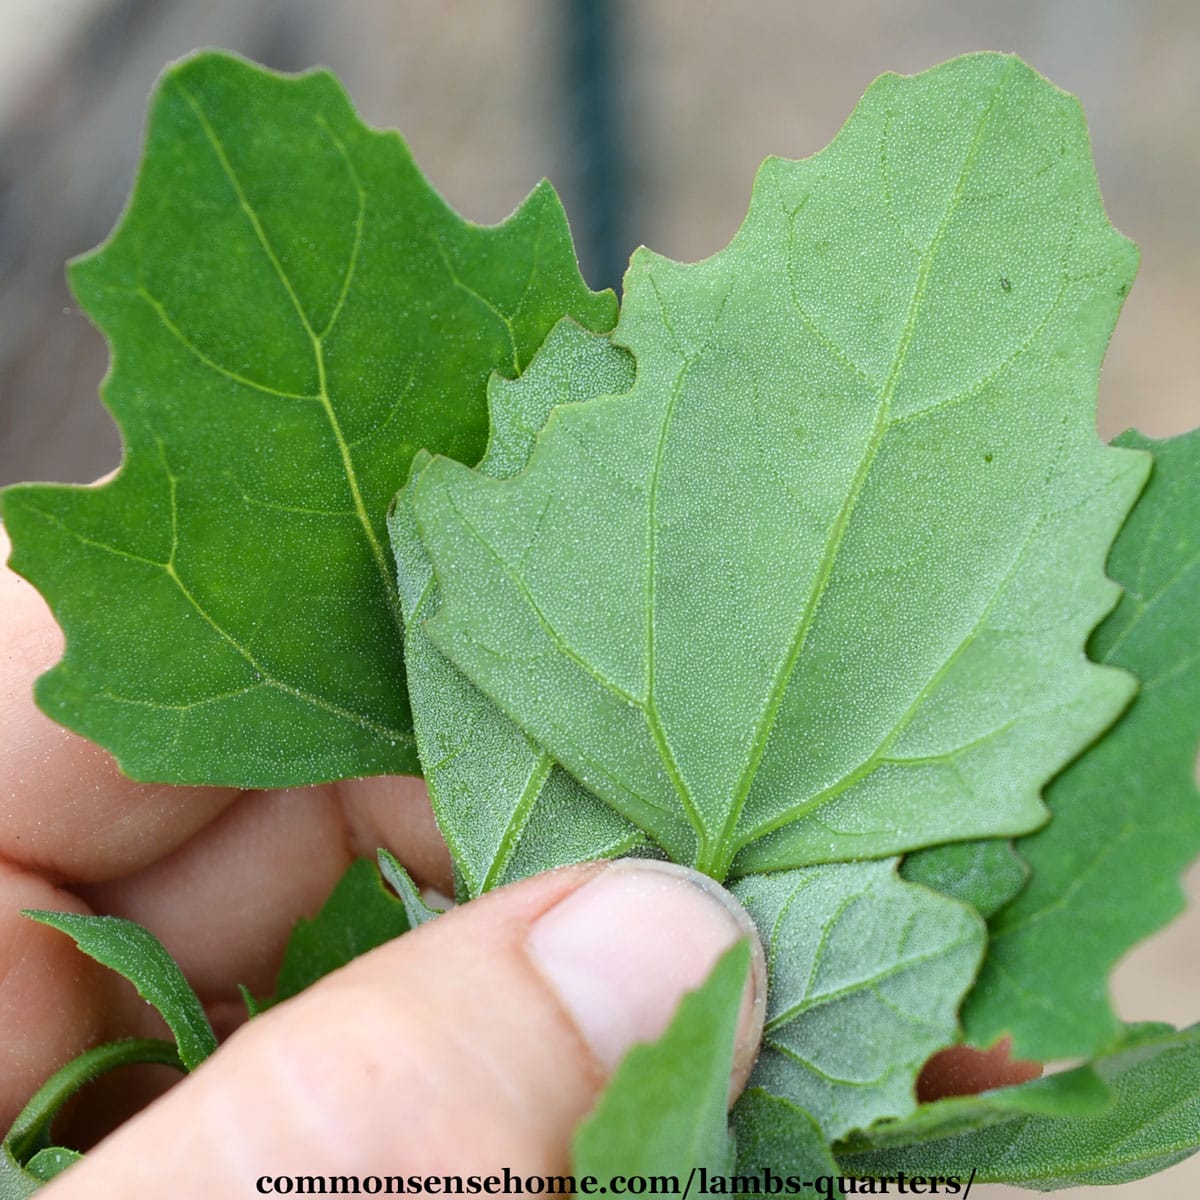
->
{"left": 693, "top": 62, "right": 1017, "bottom": 879}
{"left": 177, "top": 82, "right": 406, "bottom": 649}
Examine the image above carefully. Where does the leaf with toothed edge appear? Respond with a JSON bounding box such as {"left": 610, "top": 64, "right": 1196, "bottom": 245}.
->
{"left": 0, "top": 50, "right": 614, "bottom": 788}
{"left": 961, "top": 427, "right": 1200, "bottom": 1060}
{"left": 390, "top": 319, "right": 649, "bottom": 899}
{"left": 731, "top": 861, "right": 985, "bottom": 1140}
{"left": 255, "top": 857, "right": 415, "bottom": 1012}
{"left": 410, "top": 53, "right": 1148, "bottom": 879}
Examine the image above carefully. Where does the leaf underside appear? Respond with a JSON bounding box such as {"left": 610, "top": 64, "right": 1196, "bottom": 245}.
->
{"left": 834, "top": 1056, "right": 1114, "bottom": 1158}
{"left": 391, "top": 321, "right": 647, "bottom": 898}
{"left": 412, "top": 52, "right": 1147, "bottom": 880}
{"left": 1, "top": 50, "right": 613, "bottom": 787}
{"left": 962, "top": 427, "right": 1200, "bottom": 1059}
{"left": 4, "top": 46, "right": 1197, "bottom": 1192}
{"left": 732, "top": 861, "right": 984, "bottom": 1140}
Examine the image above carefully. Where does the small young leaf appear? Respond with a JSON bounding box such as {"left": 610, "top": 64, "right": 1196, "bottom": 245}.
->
{"left": 1, "top": 50, "right": 613, "bottom": 788}
{"left": 731, "top": 1090, "right": 842, "bottom": 1199}
{"left": 836, "top": 1024, "right": 1200, "bottom": 1187}
{"left": 21, "top": 1148, "right": 81, "bottom": 1184}
{"left": 731, "top": 861, "right": 984, "bottom": 1139}
{"left": 572, "top": 941, "right": 749, "bottom": 1182}
{"left": 376, "top": 850, "right": 441, "bottom": 927}
{"left": 259, "top": 857, "right": 413, "bottom": 1010}
{"left": 23, "top": 911, "right": 215, "bottom": 1070}
{"left": 391, "top": 320, "right": 646, "bottom": 897}
{"left": 412, "top": 53, "right": 1147, "bottom": 879}
{"left": 964, "top": 427, "right": 1200, "bottom": 1058}
{"left": 901, "top": 839, "right": 1029, "bottom": 919}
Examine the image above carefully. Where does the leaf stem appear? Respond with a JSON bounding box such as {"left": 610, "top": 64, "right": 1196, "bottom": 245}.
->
{"left": 4, "top": 1039, "right": 183, "bottom": 1165}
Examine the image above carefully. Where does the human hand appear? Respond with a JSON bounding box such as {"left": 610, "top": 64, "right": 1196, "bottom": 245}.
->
{"left": 1, "top": 517, "right": 1036, "bottom": 1197}
{"left": 1, "top": 520, "right": 765, "bottom": 1195}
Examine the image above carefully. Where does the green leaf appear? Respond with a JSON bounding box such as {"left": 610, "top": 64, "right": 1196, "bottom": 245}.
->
{"left": 23, "top": 1148, "right": 81, "bottom": 1184}
{"left": 572, "top": 941, "right": 749, "bottom": 1182}
{"left": 730, "top": 1090, "right": 843, "bottom": 1199}
{"left": 0, "top": 49, "right": 613, "bottom": 788}
{"left": 731, "top": 861, "right": 984, "bottom": 1139}
{"left": 411, "top": 53, "right": 1147, "bottom": 879}
{"left": 390, "top": 320, "right": 647, "bottom": 897}
{"left": 23, "top": 911, "right": 216, "bottom": 1070}
{"left": 258, "top": 857, "right": 413, "bottom": 1011}
{"left": 376, "top": 850, "right": 441, "bottom": 927}
{"left": 835, "top": 1061, "right": 1112, "bottom": 1157}
{"left": 964, "top": 427, "right": 1200, "bottom": 1058}
{"left": 901, "top": 839, "right": 1029, "bottom": 919}
{"left": 836, "top": 1025, "right": 1200, "bottom": 1187}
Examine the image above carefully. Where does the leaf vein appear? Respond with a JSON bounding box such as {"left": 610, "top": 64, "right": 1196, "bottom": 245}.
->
{"left": 719, "top": 63, "right": 1018, "bottom": 874}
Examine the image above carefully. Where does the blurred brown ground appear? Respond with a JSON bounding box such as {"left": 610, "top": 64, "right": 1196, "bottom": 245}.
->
{"left": 0, "top": 3, "right": 1196, "bottom": 1196}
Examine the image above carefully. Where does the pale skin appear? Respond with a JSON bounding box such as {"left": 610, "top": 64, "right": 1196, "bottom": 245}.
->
{"left": 0, "top": 519, "right": 1038, "bottom": 1196}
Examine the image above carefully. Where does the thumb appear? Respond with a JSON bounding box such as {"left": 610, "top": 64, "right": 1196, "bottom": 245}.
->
{"left": 45, "top": 860, "right": 765, "bottom": 1198}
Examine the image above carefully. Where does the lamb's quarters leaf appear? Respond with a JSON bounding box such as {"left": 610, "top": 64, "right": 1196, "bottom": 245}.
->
{"left": 730, "top": 861, "right": 985, "bottom": 1140}
{"left": 963, "top": 427, "right": 1200, "bottom": 1059}
{"left": 572, "top": 941, "right": 748, "bottom": 1182}
{"left": 390, "top": 321, "right": 646, "bottom": 897}
{"left": 22, "top": 911, "right": 216, "bottom": 1071}
{"left": 901, "top": 839, "right": 1029, "bottom": 918}
{"left": 0, "top": 50, "right": 614, "bottom": 788}
{"left": 0, "top": 1148, "right": 37, "bottom": 1200}
{"left": 477, "top": 319, "right": 638, "bottom": 480}
{"left": 257, "top": 857, "right": 413, "bottom": 1011}
{"left": 412, "top": 53, "right": 1148, "bottom": 879}
{"left": 835, "top": 1061, "right": 1112, "bottom": 1157}
{"left": 22, "top": 1148, "right": 81, "bottom": 1184}
{"left": 836, "top": 1024, "right": 1200, "bottom": 1187}
{"left": 730, "top": 1090, "right": 843, "bottom": 1199}
{"left": 376, "top": 849, "right": 441, "bottom": 926}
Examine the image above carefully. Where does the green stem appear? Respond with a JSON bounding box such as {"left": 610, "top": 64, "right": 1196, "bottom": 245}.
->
{"left": 5, "top": 1038, "right": 184, "bottom": 1164}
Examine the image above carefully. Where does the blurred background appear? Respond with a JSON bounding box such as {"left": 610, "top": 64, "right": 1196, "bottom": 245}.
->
{"left": 0, "top": 2, "right": 1196, "bottom": 1195}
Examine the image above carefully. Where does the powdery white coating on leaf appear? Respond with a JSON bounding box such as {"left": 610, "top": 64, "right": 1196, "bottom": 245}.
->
{"left": 413, "top": 53, "right": 1147, "bottom": 878}
{"left": 391, "top": 322, "right": 645, "bottom": 898}
{"left": 732, "top": 861, "right": 984, "bottom": 1140}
